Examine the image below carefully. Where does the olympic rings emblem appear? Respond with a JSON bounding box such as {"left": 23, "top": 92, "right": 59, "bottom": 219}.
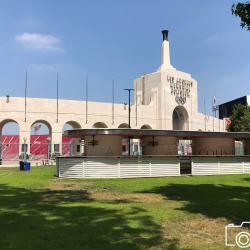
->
{"left": 175, "top": 95, "right": 186, "bottom": 105}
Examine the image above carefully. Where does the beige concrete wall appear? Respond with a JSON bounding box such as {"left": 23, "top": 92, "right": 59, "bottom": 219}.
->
{"left": 142, "top": 136, "right": 177, "bottom": 155}
{"left": 243, "top": 139, "right": 250, "bottom": 155}
{"left": 192, "top": 138, "right": 235, "bottom": 155}
{"left": 0, "top": 96, "right": 156, "bottom": 156}
{"left": 84, "top": 135, "right": 122, "bottom": 156}
{"left": 134, "top": 69, "right": 224, "bottom": 132}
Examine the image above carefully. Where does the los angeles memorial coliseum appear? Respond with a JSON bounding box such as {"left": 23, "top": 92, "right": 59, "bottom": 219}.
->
{"left": 0, "top": 30, "right": 226, "bottom": 163}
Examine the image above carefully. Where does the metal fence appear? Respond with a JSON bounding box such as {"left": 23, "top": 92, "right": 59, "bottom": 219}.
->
{"left": 0, "top": 143, "right": 74, "bottom": 161}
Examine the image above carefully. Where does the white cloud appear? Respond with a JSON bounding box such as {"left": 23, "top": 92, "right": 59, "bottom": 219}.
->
{"left": 15, "top": 33, "right": 63, "bottom": 52}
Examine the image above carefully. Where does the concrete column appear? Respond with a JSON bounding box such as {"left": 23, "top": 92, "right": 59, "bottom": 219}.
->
{"left": 19, "top": 131, "right": 31, "bottom": 155}
{"left": 243, "top": 139, "right": 250, "bottom": 155}
{"left": 142, "top": 136, "right": 178, "bottom": 155}
{"left": 18, "top": 120, "right": 32, "bottom": 156}
{"left": 74, "top": 138, "right": 83, "bottom": 156}
{"left": 192, "top": 138, "right": 235, "bottom": 156}
{"left": 84, "top": 135, "right": 122, "bottom": 156}
{"left": 52, "top": 131, "right": 62, "bottom": 155}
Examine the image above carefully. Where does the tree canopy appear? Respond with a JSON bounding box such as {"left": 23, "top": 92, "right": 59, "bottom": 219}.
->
{"left": 231, "top": 1, "right": 250, "bottom": 31}
{"left": 228, "top": 103, "right": 250, "bottom": 132}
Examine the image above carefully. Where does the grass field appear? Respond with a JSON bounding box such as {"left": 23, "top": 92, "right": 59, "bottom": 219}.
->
{"left": 0, "top": 166, "right": 250, "bottom": 250}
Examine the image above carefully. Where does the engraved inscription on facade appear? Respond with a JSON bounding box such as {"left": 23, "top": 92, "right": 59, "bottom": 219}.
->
{"left": 167, "top": 75, "right": 193, "bottom": 98}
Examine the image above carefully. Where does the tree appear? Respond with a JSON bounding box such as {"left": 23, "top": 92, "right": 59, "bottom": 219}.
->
{"left": 231, "top": 1, "right": 250, "bottom": 31}
{"left": 228, "top": 103, "right": 250, "bottom": 132}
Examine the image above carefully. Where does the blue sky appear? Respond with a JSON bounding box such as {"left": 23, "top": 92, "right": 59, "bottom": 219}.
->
{"left": 0, "top": 0, "right": 250, "bottom": 134}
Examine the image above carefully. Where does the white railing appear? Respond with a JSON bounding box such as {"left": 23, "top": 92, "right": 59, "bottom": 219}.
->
{"left": 192, "top": 157, "right": 250, "bottom": 175}
{"left": 57, "top": 157, "right": 180, "bottom": 179}
{"left": 57, "top": 156, "right": 250, "bottom": 179}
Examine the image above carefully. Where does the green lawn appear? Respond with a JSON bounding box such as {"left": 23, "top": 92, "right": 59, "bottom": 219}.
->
{"left": 0, "top": 166, "right": 250, "bottom": 250}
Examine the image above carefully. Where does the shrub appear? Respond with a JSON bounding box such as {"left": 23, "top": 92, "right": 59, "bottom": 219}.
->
{"left": 19, "top": 153, "right": 30, "bottom": 160}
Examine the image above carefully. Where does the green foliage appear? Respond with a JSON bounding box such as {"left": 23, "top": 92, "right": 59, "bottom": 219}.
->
{"left": 231, "top": 1, "right": 250, "bottom": 31}
{"left": 228, "top": 103, "right": 250, "bottom": 132}
{"left": 19, "top": 153, "right": 30, "bottom": 160}
{"left": 51, "top": 152, "right": 61, "bottom": 160}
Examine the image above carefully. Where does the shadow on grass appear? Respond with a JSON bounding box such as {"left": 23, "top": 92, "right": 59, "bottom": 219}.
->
{"left": 0, "top": 184, "right": 185, "bottom": 250}
{"left": 141, "top": 182, "right": 250, "bottom": 224}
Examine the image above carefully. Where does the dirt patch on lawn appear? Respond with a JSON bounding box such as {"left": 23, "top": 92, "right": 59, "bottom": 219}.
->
{"left": 92, "top": 190, "right": 165, "bottom": 204}
{"left": 40, "top": 180, "right": 165, "bottom": 204}
{"left": 42, "top": 180, "right": 94, "bottom": 191}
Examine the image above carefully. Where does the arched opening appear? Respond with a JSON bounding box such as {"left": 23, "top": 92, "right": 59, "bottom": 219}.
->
{"left": 140, "top": 124, "right": 152, "bottom": 129}
{"left": 30, "top": 120, "right": 52, "bottom": 161}
{"left": 92, "top": 122, "right": 108, "bottom": 128}
{"left": 136, "top": 125, "right": 152, "bottom": 155}
{"left": 0, "top": 119, "right": 20, "bottom": 162}
{"left": 31, "top": 120, "right": 52, "bottom": 137}
{"left": 172, "top": 106, "right": 191, "bottom": 165}
{"left": 63, "top": 121, "right": 81, "bottom": 133}
{"left": 118, "top": 123, "right": 129, "bottom": 128}
{"left": 172, "top": 106, "right": 189, "bottom": 131}
{"left": 62, "top": 121, "right": 82, "bottom": 157}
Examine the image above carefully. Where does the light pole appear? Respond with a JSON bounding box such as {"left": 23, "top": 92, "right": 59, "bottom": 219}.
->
{"left": 124, "top": 88, "right": 134, "bottom": 156}
{"left": 70, "top": 140, "right": 73, "bottom": 156}
{"left": 47, "top": 137, "right": 51, "bottom": 161}
{"left": 23, "top": 137, "right": 27, "bottom": 162}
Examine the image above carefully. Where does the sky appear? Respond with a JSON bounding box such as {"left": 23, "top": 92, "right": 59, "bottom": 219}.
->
{"left": 0, "top": 0, "right": 250, "bottom": 134}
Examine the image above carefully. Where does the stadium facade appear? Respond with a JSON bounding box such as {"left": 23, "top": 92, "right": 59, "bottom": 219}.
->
{"left": 0, "top": 30, "right": 224, "bottom": 157}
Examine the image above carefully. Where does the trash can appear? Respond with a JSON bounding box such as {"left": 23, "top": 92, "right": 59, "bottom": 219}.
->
{"left": 24, "top": 162, "right": 30, "bottom": 171}
{"left": 20, "top": 161, "right": 24, "bottom": 171}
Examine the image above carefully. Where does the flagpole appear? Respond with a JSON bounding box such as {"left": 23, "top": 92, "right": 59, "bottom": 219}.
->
{"left": 214, "top": 92, "right": 216, "bottom": 118}
{"left": 25, "top": 70, "right": 27, "bottom": 122}
{"left": 112, "top": 79, "right": 114, "bottom": 125}
{"left": 86, "top": 75, "right": 88, "bottom": 124}
{"left": 212, "top": 99, "right": 214, "bottom": 131}
{"left": 204, "top": 99, "right": 206, "bottom": 131}
{"left": 218, "top": 102, "right": 220, "bottom": 132}
{"left": 57, "top": 73, "right": 59, "bottom": 123}
{"left": 222, "top": 104, "right": 224, "bottom": 131}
